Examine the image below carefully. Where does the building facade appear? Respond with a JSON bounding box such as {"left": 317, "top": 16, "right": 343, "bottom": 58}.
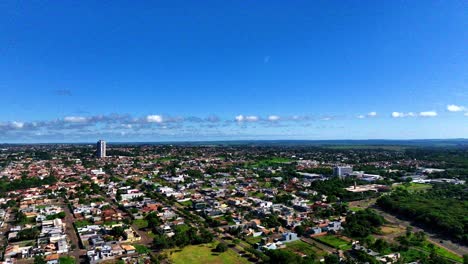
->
{"left": 97, "top": 140, "right": 106, "bottom": 158}
{"left": 333, "top": 166, "right": 353, "bottom": 177}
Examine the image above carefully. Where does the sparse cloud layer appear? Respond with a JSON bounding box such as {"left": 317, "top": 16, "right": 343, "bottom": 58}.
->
{"left": 0, "top": 106, "right": 462, "bottom": 141}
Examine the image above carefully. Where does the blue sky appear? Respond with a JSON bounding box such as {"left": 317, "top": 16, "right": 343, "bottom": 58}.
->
{"left": 0, "top": 1, "right": 467, "bottom": 142}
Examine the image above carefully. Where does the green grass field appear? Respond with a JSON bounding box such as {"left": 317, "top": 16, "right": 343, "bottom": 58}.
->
{"left": 133, "top": 219, "right": 149, "bottom": 229}
{"left": 392, "top": 182, "right": 432, "bottom": 192}
{"left": 167, "top": 243, "right": 250, "bottom": 264}
{"left": 179, "top": 200, "right": 193, "bottom": 207}
{"left": 251, "top": 157, "right": 293, "bottom": 167}
{"left": 417, "top": 242, "right": 463, "bottom": 263}
{"left": 283, "top": 241, "right": 324, "bottom": 257}
{"left": 349, "top": 206, "right": 364, "bottom": 212}
{"left": 244, "top": 236, "right": 262, "bottom": 245}
{"left": 315, "top": 235, "right": 352, "bottom": 250}
{"left": 59, "top": 256, "right": 76, "bottom": 264}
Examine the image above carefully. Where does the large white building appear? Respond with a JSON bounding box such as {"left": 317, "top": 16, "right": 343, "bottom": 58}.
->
{"left": 97, "top": 140, "right": 106, "bottom": 158}
{"left": 333, "top": 166, "right": 353, "bottom": 177}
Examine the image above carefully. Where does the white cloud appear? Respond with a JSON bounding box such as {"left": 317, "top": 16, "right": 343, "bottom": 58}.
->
{"left": 245, "top": 116, "right": 259, "bottom": 122}
{"left": 268, "top": 115, "right": 280, "bottom": 121}
{"left": 358, "top": 112, "right": 377, "bottom": 119}
{"left": 235, "top": 115, "right": 258, "bottom": 122}
{"left": 392, "top": 112, "right": 417, "bottom": 118}
{"left": 11, "top": 121, "right": 24, "bottom": 129}
{"left": 464, "top": 112, "right": 468, "bottom": 116}
{"left": 447, "top": 104, "right": 465, "bottom": 112}
{"left": 419, "top": 111, "right": 437, "bottom": 117}
{"left": 146, "top": 115, "right": 163, "bottom": 123}
{"left": 235, "top": 115, "right": 244, "bottom": 122}
{"left": 64, "top": 116, "right": 88, "bottom": 123}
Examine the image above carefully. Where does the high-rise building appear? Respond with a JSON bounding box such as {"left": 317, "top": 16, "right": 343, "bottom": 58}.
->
{"left": 97, "top": 140, "right": 106, "bottom": 158}
{"left": 333, "top": 166, "right": 353, "bottom": 178}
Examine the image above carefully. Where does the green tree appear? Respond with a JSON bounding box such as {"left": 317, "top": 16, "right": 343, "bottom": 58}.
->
{"left": 34, "top": 255, "right": 47, "bottom": 264}
{"left": 324, "top": 254, "right": 340, "bottom": 264}
{"left": 215, "top": 242, "right": 228, "bottom": 252}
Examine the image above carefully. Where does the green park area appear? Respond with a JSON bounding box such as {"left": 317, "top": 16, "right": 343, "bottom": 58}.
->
{"left": 416, "top": 242, "right": 463, "bottom": 263}
{"left": 251, "top": 157, "right": 293, "bottom": 167}
{"left": 282, "top": 241, "right": 325, "bottom": 257}
{"left": 315, "top": 235, "right": 352, "bottom": 250}
{"left": 166, "top": 243, "right": 250, "bottom": 264}
{"left": 393, "top": 182, "right": 432, "bottom": 192}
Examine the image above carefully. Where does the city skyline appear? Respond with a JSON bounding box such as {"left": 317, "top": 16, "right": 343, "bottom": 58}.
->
{"left": 1, "top": 1, "right": 467, "bottom": 142}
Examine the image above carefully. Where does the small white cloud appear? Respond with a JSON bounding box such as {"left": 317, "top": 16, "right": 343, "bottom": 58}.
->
{"left": 245, "top": 116, "right": 259, "bottom": 122}
{"left": 465, "top": 112, "right": 468, "bottom": 117}
{"left": 447, "top": 104, "right": 465, "bottom": 112}
{"left": 419, "top": 111, "right": 437, "bottom": 117}
{"left": 321, "top": 117, "right": 332, "bottom": 121}
{"left": 235, "top": 115, "right": 244, "bottom": 122}
{"left": 11, "top": 121, "right": 24, "bottom": 128}
{"left": 268, "top": 115, "right": 280, "bottom": 121}
{"left": 235, "top": 115, "right": 258, "bottom": 122}
{"left": 358, "top": 112, "right": 377, "bottom": 119}
{"left": 64, "top": 116, "right": 88, "bottom": 123}
{"left": 392, "top": 112, "right": 417, "bottom": 118}
{"left": 146, "top": 115, "right": 163, "bottom": 123}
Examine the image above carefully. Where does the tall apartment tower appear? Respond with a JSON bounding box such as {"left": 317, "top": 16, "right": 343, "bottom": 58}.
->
{"left": 333, "top": 165, "right": 353, "bottom": 178}
{"left": 97, "top": 140, "right": 106, "bottom": 158}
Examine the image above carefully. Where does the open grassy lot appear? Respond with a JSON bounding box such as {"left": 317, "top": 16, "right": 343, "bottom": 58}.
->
{"left": 133, "top": 219, "right": 148, "bottom": 229}
{"left": 178, "top": 200, "right": 193, "bottom": 207}
{"left": 380, "top": 224, "right": 405, "bottom": 235}
{"left": 244, "top": 236, "right": 262, "bottom": 245}
{"left": 251, "top": 157, "right": 293, "bottom": 167}
{"left": 59, "top": 256, "right": 76, "bottom": 264}
{"left": 283, "top": 241, "right": 325, "bottom": 257}
{"left": 315, "top": 235, "right": 352, "bottom": 250}
{"left": 166, "top": 243, "right": 250, "bottom": 264}
{"left": 416, "top": 242, "right": 463, "bottom": 263}
{"left": 349, "top": 207, "right": 364, "bottom": 212}
{"left": 392, "top": 183, "right": 432, "bottom": 192}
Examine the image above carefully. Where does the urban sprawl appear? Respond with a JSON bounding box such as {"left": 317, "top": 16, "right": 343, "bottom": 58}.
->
{"left": 0, "top": 141, "right": 467, "bottom": 264}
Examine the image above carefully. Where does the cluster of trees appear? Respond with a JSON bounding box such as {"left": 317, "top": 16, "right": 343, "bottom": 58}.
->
{"left": 45, "top": 211, "right": 66, "bottom": 220}
{"left": 309, "top": 177, "right": 379, "bottom": 202}
{"left": 0, "top": 175, "right": 57, "bottom": 193}
{"left": 377, "top": 187, "right": 468, "bottom": 244}
{"left": 152, "top": 224, "right": 213, "bottom": 249}
{"left": 344, "top": 209, "right": 385, "bottom": 238}
{"left": 11, "top": 227, "right": 40, "bottom": 242}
